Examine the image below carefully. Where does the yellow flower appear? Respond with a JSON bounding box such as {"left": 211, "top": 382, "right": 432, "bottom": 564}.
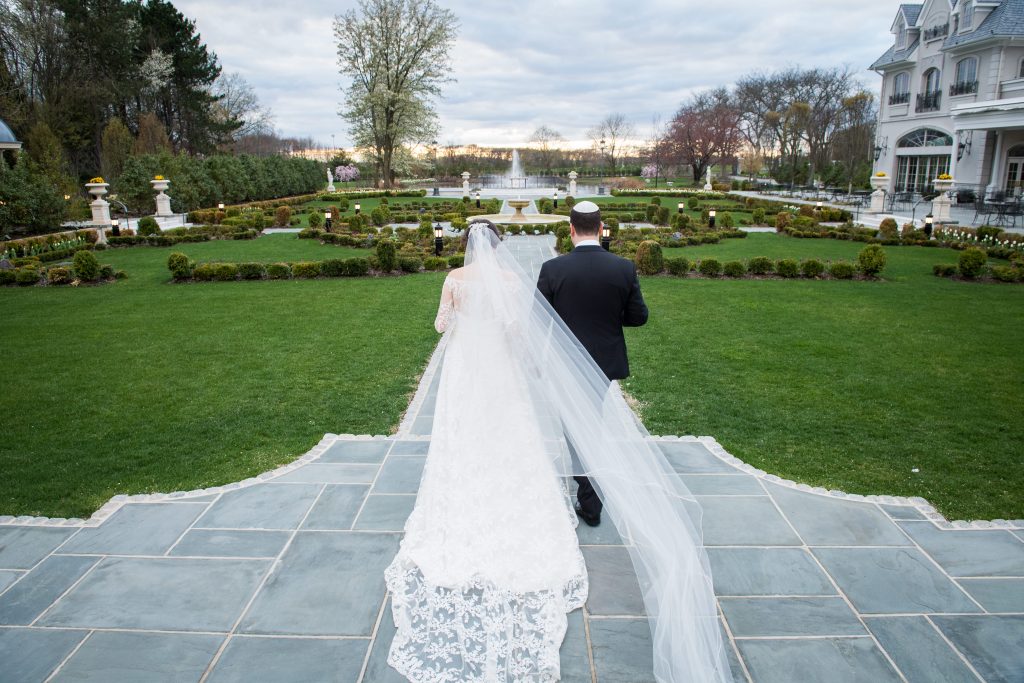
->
{"left": 875, "top": 171, "right": 887, "bottom": 177}
{"left": 937, "top": 174, "right": 952, "bottom": 180}
{"left": 154, "top": 175, "right": 165, "bottom": 180}
{"left": 89, "top": 177, "right": 105, "bottom": 184}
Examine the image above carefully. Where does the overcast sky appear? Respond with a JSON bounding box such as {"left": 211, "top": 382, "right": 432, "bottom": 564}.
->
{"left": 177, "top": 0, "right": 899, "bottom": 149}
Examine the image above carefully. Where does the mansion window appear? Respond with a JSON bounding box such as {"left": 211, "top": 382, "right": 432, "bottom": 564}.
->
{"left": 898, "top": 128, "right": 954, "bottom": 148}
{"left": 896, "top": 156, "right": 951, "bottom": 192}
{"left": 917, "top": 69, "right": 942, "bottom": 112}
{"left": 951, "top": 57, "right": 978, "bottom": 95}
{"left": 896, "top": 17, "right": 907, "bottom": 48}
{"left": 889, "top": 72, "right": 910, "bottom": 104}
{"left": 1020, "top": 58, "right": 1024, "bottom": 79}
{"left": 962, "top": 1, "right": 974, "bottom": 29}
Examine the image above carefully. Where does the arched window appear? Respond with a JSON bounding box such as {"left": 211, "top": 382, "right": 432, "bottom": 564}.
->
{"left": 889, "top": 72, "right": 911, "bottom": 104}
{"left": 1008, "top": 144, "right": 1024, "bottom": 156}
{"left": 953, "top": 57, "right": 978, "bottom": 95}
{"left": 963, "top": 0, "right": 974, "bottom": 29}
{"left": 923, "top": 68, "right": 941, "bottom": 94}
{"left": 898, "top": 129, "right": 953, "bottom": 148}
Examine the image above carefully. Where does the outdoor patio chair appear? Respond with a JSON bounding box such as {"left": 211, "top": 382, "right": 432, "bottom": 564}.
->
{"left": 972, "top": 197, "right": 993, "bottom": 225}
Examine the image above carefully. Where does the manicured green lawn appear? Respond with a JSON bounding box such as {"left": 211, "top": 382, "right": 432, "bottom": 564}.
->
{"left": 625, "top": 234, "right": 1023, "bottom": 520}
{"left": 1, "top": 234, "right": 441, "bottom": 518}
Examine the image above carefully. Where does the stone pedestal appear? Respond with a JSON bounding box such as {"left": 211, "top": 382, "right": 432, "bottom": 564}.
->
{"left": 327, "top": 169, "right": 335, "bottom": 193}
{"left": 461, "top": 171, "right": 471, "bottom": 196}
{"left": 869, "top": 176, "right": 890, "bottom": 213}
{"left": 568, "top": 171, "right": 578, "bottom": 197}
{"left": 85, "top": 182, "right": 111, "bottom": 239}
{"left": 931, "top": 179, "right": 954, "bottom": 221}
{"left": 151, "top": 179, "right": 173, "bottom": 217}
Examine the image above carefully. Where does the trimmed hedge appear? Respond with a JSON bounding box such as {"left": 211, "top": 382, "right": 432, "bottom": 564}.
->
{"left": 698, "top": 258, "right": 723, "bottom": 277}
{"left": 775, "top": 259, "right": 799, "bottom": 278}
{"left": 958, "top": 247, "right": 987, "bottom": 279}
{"left": 665, "top": 257, "right": 691, "bottom": 276}
{"left": 171, "top": 257, "right": 379, "bottom": 282}
{"left": 635, "top": 240, "right": 665, "bottom": 276}
{"left": 723, "top": 260, "right": 745, "bottom": 278}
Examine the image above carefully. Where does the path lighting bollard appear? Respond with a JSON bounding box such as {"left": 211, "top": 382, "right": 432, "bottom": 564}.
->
{"left": 434, "top": 224, "right": 444, "bottom": 256}
{"left": 354, "top": 203, "right": 361, "bottom": 215}
{"left": 218, "top": 202, "right": 225, "bottom": 210}
{"left": 708, "top": 209, "right": 716, "bottom": 229}
{"left": 111, "top": 218, "right": 121, "bottom": 237}
{"left": 475, "top": 191, "right": 481, "bottom": 208}
{"left": 601, "top": 225, "right": 611, "bottom": 251}
{"left": 553, "top": 191, "right": 558, "bottom": 209}
{"left": 816, "top": 201, "right": 823, "bottom": 211}
{"left": 924, "top": 213, "right": 934, "bottom": 239}
{"left": 677, "top": 202, "right": 684, "bottom": 214}
{"left": 325, "top": 211, "right": 332, "bottom": 231}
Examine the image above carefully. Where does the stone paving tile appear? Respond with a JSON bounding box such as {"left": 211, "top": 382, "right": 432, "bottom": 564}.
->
{"left": 0, "top": 627, "right": 88, "bottom": 683}
{"left": 737, "top": 637, "right": 902, "bottom": 683}
{"left": 558, "top": 609, "right": 591, "bottom": 682}
{"left": 575, "top": 516, "right": 625, "bottom": 546}
{"left": 319, "top": 440, "right": 392, "bottom": 464}
{"left": 0, "top": 570, "right": 23, "bottom": 593}
{"left": 389, "top": 440, "right": 430, "bottom": 456}
{"left": 410, "top": 415, "right": 433, "bottom": 436}
{"left": 706, "top": 547, "right": 837, "bottom": 596}
{"left": 931, "top": 615, "right": 1024, "bottom": 683}
{"left": 877, "top": 503, "right": 927, "bottom": 521}
{"left": 721, "top": 597, "right": 865, "bottom": 637}
{"left": 765, "top": 483, "right": 910, "bottom": 547}
{"left": 168, "top": 493, "right": 220, "bottom": 503}
{"left": 237, "top": 531, "right": 397, "bottom": 636}
{"left": 58, "top": 503, "right": 206, "bottom": 556}
{"left": 956, "top": 578, "right": 1024, "bottom": 612}
{"left": 36, "top": 557, "right": 270, "bottom": 631}
{"left": 1013, "top": 530, "right": 1024, "bottom": 542}
{"left": 864, "top": 616, "right": 980, "bottom": 683}
{"left": 301, "top": 485, "right": 369, "bottom": 531}
{"left": 372, "top": 457, "right": 426, "bottom": 495}
{"left": 658, "top": 441, "right": 737, "bottom": 473}
{"left": 697, "top": 496, "right": 803, "bottom": 546}
{"left": 898, "top": 521, "right": 1024, "bottom": 577}
{"left": 353, "top": 495, "right": 415, "bottom": 532}
{"left": 168, "top": 529, "right": 292, "bottom": 558}
{"left": 589, "top": 617, "right": 655, "bottom": 682}
{"left": 205, "top": 635, "right": 367, "bottom": 682}
{"left": 0, "top": 555, "right": 99, "bottom": 625}
{"left": 812, "top": 547, "right": 982, "bottom": 614}
{"left": 51, "top": 631, "right": 224, "bottom": 682}
{"left": 580, "top": 546, "right": 644, "bottom": 616}
{"left": 194, "top": 483, "right": 322, "bottom": 530}
{"left": 272, "top": 464, "right": 379, "bottom": 484}
{"left": 361, "top": 601, "right": 411, "bottom": 683}
{"left": 0, "top": 527, "right": 77, "bottom": 570}
{"left": 679, "top": 473, "right": 765, "bottom": 496}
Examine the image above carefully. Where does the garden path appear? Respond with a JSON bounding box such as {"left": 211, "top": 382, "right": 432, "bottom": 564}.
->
{"left": 1, "top": 236, "right": 1022, "bottom": 682}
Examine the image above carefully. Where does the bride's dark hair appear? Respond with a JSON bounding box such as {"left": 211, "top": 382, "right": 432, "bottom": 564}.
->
{"left": 461, "top": 219, "right": 500, "bottom": 250}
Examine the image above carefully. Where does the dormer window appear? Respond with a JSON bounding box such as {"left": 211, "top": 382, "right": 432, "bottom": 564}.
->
{"left": 896, "top": 16, "right": 907, "bottom": 48}
{"left": 962, "top": 0, "right": 974, "bottom": 30}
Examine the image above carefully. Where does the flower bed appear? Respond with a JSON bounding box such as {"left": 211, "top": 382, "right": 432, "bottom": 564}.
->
{"left": 0, "top": 251, "right": 125, "bottom": 287}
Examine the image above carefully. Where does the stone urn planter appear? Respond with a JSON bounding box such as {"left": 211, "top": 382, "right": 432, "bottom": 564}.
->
{"left": 151, "top": 177, "right": 173, "bottom": 216}
{"left": 869, "top": 175, "right": 889, "bottom": 213}
{"left": 84, "top": 181, "right": 111, "bottom": 240}
{"left": 931, "top": 178, "right": 955, "bottom": 221}
{"left": 568, "top": 171, "right": 578, "bottom": 196}
{"left": 932, "top": 178, "right": 955, "bottom": 193}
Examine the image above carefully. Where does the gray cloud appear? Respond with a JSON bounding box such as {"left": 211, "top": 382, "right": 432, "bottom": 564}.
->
{"left": 178, "top": 0, "right": 898, "bottom": 147}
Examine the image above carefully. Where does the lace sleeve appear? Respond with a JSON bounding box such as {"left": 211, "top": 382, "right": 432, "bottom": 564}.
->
{"left": 434, "top": 276, "right": 456, "bottom": 333}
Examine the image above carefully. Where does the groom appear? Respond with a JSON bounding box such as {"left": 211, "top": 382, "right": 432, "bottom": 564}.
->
{"left": 537, "top": 201, "right": 649, "bottom": 526}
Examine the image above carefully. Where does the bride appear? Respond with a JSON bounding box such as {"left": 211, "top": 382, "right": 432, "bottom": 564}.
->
{"left": 384, "top": 221, "right": 732, "bottom": 682}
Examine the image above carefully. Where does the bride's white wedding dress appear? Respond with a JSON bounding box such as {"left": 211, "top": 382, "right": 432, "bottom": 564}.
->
{"left": 385, "top": 226, "right": 732, "bottom": 683}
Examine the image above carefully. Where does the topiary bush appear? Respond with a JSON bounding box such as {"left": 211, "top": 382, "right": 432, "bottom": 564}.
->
{"left": 698, "top": 258, "right": 722, "bottom": 277}
{"left": 801, "top": 259, "right": 825, "bottom": 278}
{"left": 99, "top": 264, "right": 114, "bottom": 279}
{"left": 687, "top": 196, "right": 700, "bottom": 211}
{"left": 167, "top": 252, "right": 194, "bottom": 280}
{"left": 376, "top": 240, "right": 398, "bottom": 272}
{"left": 775, "top": 212, "right": 791, "bottom": 230}
{"left": 634, "top": 240, "right": 664, "bottom": 275}
{"left": 308, "top": 211, "right": 324, "bottom": 229}
{"left": 137, "top": 216, "right": 160, "bottom": 236}
{"left": 291, "top": 261, "right": 320, "bottom": 278}
{"left": 775, "top": 259, "right": 799, "bottom": 278}
{"left": 47, "top": 266, "right": 72, "bottom": 285}
{"left": 857, "top": 244, "right": 887, "bottom": 277}
{"left": 976, "top": 226, "right": 1002, "bottom": 241}
{"left": 665, "top": 257, "right": 691, "bottom": 276}
{"left": 340, "top": 257, "right": 370, "bottom": 276}
{"left": 878, "top": 217, "right": 899, "bottom": 239}
{"left": 723, "top": 260, "right": 745, "bottom": 277}
{"left": 719, "top": 212, "right": 735, "bottom": 229}
{"left": 828, "top": 261, "right": 856, "bottom": 279}
{"left": 192, "top": 263, "right": 218, "bottom": 281}
{"left": 267, "top": 263, "right": 291, "bottom": 279}
{"left": 213, "top": 263, "right": 238, "bottom": 281}
{"left": 274, "top": 206, "right": 292, "bottom": 227}
{"left": 15, "top": 266, "right": 40, "bottom": 285}
{"left": 238, "top": 262, "right": 265, "bottom": 280}
{"left": 991, "top": 265, "right": 1020, "bottom": 282}
{"left": 73, "top": 250, "right": 101, "bottom": 281}
{"left": 957, "top": 247, "right": 987, "bottom": 279}
{"left": 320, "top": 259, "right": 346, "bottom": 277}
{"left": 752, "top": 208, "right": 766, "bottom": 225}
{"left": 448, "top": 254, "right": 465, "bottom": 268}
{"left": 747, "top": 256, "right": 773, "bottom": 275}
{"left": 399, "top": 256, "right": 423, "bottom": 273}
{"left": 932, "top": 263, "right": 957, "bottom": 278}
{"left": 424, "top": 256, "right": 448, "bottom": 271}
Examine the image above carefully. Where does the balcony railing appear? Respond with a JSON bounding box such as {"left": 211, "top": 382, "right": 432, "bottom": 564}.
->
{"left": 923, "top": 23, "right": 949, "bottom": 40}
{"left": 950, "top": 80, "right": 978, "bottom": 96}
{"left": 916, "top": 90, "right": 942, "bottom": 112}
{"left": 888, "top": 92, "right": 911, "bottom": 105}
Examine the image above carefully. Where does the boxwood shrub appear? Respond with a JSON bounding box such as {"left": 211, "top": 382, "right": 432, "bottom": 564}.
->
{"left": 991, "top": 265, "right": 1021, "bottom": 282}
{"left": 801, "top": 259, "right": 825, "bottom": 278}
{"left": 634, "top": 240, "right": 665, "bottom": 275}
{"left": 698, "top": 258, "right": 722, "bottom": 277}
{"left": 192, "top": 263, "right": 218, "bottom": 281}
{"left": 15, "top": 266, "right": 40, "bottom": 285}
{"left": 399, "top": 256, "right": 423, "bottom": 273}
{"left": 376, "top": 240, "right": 398, "bottom": 272}
{"left": 73, "top": 250, "right": 101, "bottom": 281}
{"left": 665, "top": 257, "right": 691, "bottom": 276}
{"left": 137, "top": 216, "right": 160, "bottom": 236}
{"left": 424, "top": 256, "right": 448, "bottom": 271}
{"left": 213, "top": 263, "right": 238, "bottom": 281}
{"left": 291, "top": 261, "right": 321, "bottom": 279}
{"left": 775, "top": 259, "right": 799, "bottom": 278}
{"left": 47, "top": 266, "right": 72, "bottom": 285}
{"left": 167, "top": 252, "right": 193, "bottom": 280}
{"left": 857, "top": 245, "right": 887, "bottom": 277}
{"left": 747, "top": 256, "right": 773, "bottom": 275}
{"left": 932, "top": 263, "right": 957, "bottom": 277}
{"left": 723, "top": 260, "right": 745, "bottom": 278}
{"left": 957, "top": 247, "right": 987, "bottom": 279}
{"left": 448, "top": 254, "right": 465, "bottom": 268}
{"left": 238, "top": 262, "right": 265, "bottom": 280}
{"left": 267, "top": 263, "right": 291, "bottom": 279}
{"left": 828, "top": 261, "right": 856, "bottom": 279}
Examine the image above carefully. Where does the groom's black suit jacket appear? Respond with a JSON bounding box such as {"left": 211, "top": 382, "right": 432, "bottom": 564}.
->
{"left": 537, "top": 244, "right": 649, "bottom": 381}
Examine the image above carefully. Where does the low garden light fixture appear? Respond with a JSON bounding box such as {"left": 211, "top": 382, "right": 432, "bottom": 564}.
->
{"left": 64, "top": 194, "right": 71, "bottom": 201}
{"left": 111, "top": 218, "right": 120, "bottom": 237}
{"left": 354, "top": 203, "right": 361, "bottom": 215}
{"left": 925, "top": 213, "right": 934, "bottom": 239}
{"left": 601, "top": 225, "right": 611, "bottom": 251}
{"left": 434, "top": 223, "right": 444, "bottom": 256}
{"left": 708, "top": 209, "right": 717, "bottom": 229}
{"left": 816, "top": 201, "right": 823, "bottom": 210}
{"left": 324, "top": 211, "right": 332, "bottom": 231}
{"left": 553, "top": 191, "right": 558, "bottom": 209}
{"left": 475, "top": 191, "right": 481, "bottom": 208}
{"left": 217, "top": 202, "right": 225, "bottom": 210}
{"left": 677, "top": 202, "right": 684, "bottom": 214}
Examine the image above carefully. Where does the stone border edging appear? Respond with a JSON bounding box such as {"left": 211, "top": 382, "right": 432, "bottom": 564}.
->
{"left": 3, "top": 430, "right": 1020, "bottom": 532}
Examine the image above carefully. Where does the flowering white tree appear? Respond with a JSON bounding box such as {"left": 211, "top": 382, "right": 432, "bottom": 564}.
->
{"left": 334, "top": 164, "right": 360, "bottom": 182}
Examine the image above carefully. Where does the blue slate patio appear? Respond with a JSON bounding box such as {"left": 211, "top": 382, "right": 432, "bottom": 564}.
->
{"left": 1, "top": 236, "right": 1022, "bottom": 682}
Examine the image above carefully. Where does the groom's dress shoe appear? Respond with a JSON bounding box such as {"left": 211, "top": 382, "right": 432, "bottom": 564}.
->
{"left": 575, "top": 502, "right": 601, "bottom": 527}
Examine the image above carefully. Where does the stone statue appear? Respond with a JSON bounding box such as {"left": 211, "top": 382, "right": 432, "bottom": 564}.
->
{"left": 327, "top": 168, "right": 336, "bottom": 193}
{"left": 703, "top": 167, "right": 713, "bottom": 191}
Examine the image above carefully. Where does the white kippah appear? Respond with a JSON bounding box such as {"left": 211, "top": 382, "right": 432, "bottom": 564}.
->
{"left": 571, "top": 200, "right": 599, "bottom": 214}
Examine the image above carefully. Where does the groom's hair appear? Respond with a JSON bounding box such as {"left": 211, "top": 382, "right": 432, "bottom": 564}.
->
{"left": 570, "top": 208, "right": 601, "bottom": 236}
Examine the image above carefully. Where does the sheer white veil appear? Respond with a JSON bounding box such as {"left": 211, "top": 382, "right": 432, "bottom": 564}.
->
{"left": 456, "top": 224, "right": 733, "bottom": 683}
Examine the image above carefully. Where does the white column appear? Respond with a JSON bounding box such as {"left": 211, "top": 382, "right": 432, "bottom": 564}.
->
{"left": 461, "top": 171, "right": 470, "bottom": 196}
{"left": 987, "top": 130, "right": 1003, "bottom": 198}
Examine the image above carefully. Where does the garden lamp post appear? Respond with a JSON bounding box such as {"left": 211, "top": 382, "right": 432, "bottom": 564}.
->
{"left": 708, "top": 209, "right": 717, "bottom": 229}
{"left": 325, "top": 211, "right": 332, "bottom": 231}
{"left": 924, "top": 213, "right": 934, "bottom": 239}
{"left": 354, "top": 203, "right": 361, "bottom": 215}
{"left": 553, "top": 191, "right": 559, "bottom": 209}
{"left": 434, "top": 224, "right": 444, "bottom": 256}
{"left": 111, "top": 218, "right": 120, "bottom": 237}
{"left": 218, "top": 202, "right": 225, "bottom": 211}
{"left": 599, "top": 138, "right": 607, "bottom": 194}
{"left": 816, "top": 201, "right": 823, "bottom": 211}
{"left": 677, "top": 202, "right": 684, "bottom": 214}
{"left": 475, "top": 191, "right": 481, "bottom": 208}
{"left": 601, "top": 225, "right": 611, "bottom": 251}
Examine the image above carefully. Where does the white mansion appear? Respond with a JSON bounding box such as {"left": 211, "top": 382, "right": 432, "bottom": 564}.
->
{"left": 871, "top": 0, "right": 1024, "bottom": 198}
